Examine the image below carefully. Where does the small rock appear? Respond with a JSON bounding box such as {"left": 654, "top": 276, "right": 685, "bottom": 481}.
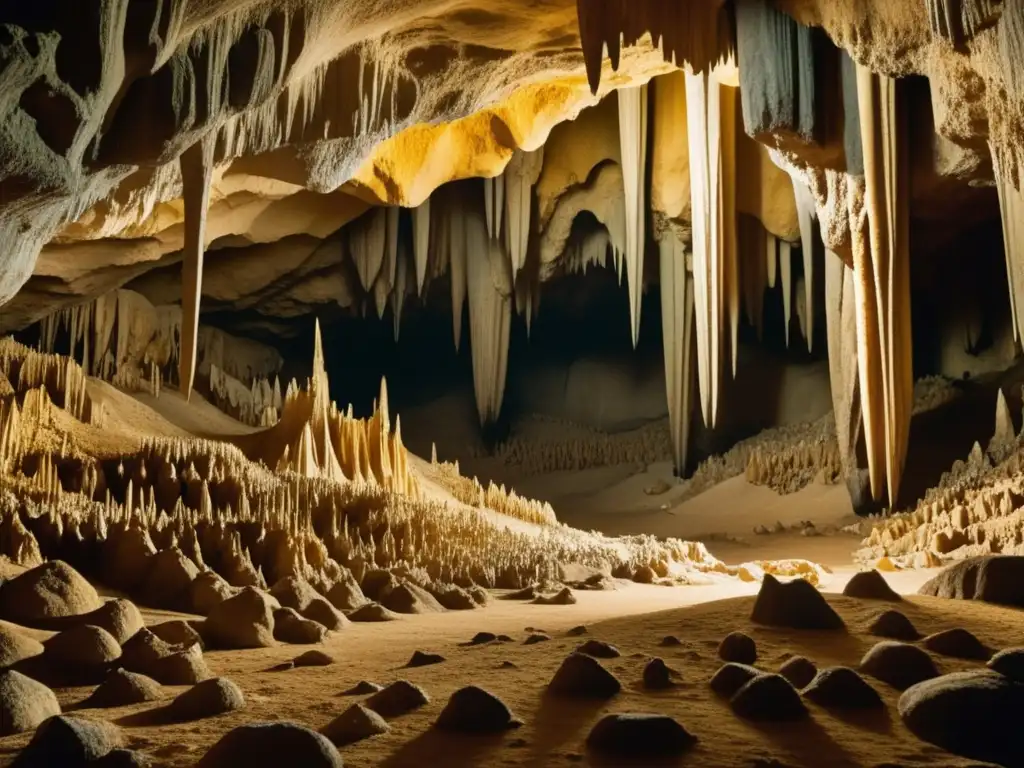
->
{"left": 643, "top": 657, "right": 677, "bottom": 690}
{"left": 406, "top": 650, "right": 444, "bottom": 668}
{"left": 709, "top": 663, "right": 760, "bottom": 698}
{"left": 293, "top": 650, "right": 334, "bottom": 668}
{"left": 341, "top": 681, "right": 382, "bottom": 696}
{"left": 843, "top": 570, "right": 902, "bottom": 601}
{"left": 567, "top": 625, "right": 587, "bottom": 637}
{"left": 899, "top": 670, "right": 1024, "bottom": 766}
{"left": 169, "top": 678, "right": 245, "bottom": 721}
{"left": 0, "top": 671, "right": 60, "bottom": 736}
{"left": 196, "top": 722, "right": 342, "bottom": 767}
{"left": 803, "top": 667, "right": 883, "bottom": 709}
{"left": 524, "top": 634, "right": 550, "bottom": 646}
{"left": 587, "top": 713, "right": 696, "bottom": 758}
{"left": 922, "top": 628, "right": 990, "bottom": 661}
{"left": 321, "top": 703, "right": 389, "bottom": 746}
{"left": 273, "top": 607, "right": 328, "bottom": 645}
{"left": 751, "top": 575, "right": 844, "bottom": 631}
{"left": 548, "top": 653, "right": 620, "bottom": 698}
{"left": 364, "top": 680, "right": 429, "bottom": 718}
{"left": 868, "top": 610, "right": 921, "bottom": 641}
{"left": 499, "top": 661, "right": 517, "bottom": 670}
{"left": 268, "top": 662, "right": 294, "bottom": 672}
{"left": 435, "top": 686, "right": 521, "bottom": 733}
{"left": 575, "top": 640, "right": 620, "bottom": 659}
{"left": 718, "top": 632, "right": 757, "bottom": 664}
{"left": 988, "top": 648, "right": 1024, "bottom": 681}
{"left": 533, "top": 587, "right": 576, "bottom": 606}
{"left": 730, "top": 674, "right": 807, "bottom": 721}
{"left": 659, "top": 635, "right": 682, "bottom": 647}
{"left": 466, "top": 632, "right": 496, "bottom": 645}
{"left": 502, "top": 586, "right": 539, "bottom": 601}
{"left": 347, "top": 603, "right": 400, "bottom": 622}
{"left": 860, "top": 641, "right": 940, "bottom": 690}
{"left": 13, "top": 715, "right": 123, "bottom": 767}
{"left": 496, "top": 634, "right": 514, "bottom": 643}
{"left": 83, "top": 670, "right": 162, "bottom": 709}
{"left": 778, "top": 656, "right": 817, "bottom": 690}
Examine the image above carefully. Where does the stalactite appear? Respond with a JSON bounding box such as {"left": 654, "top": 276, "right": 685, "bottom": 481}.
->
{"left": 465, "top": 205, "right": 512, "bottom": 425}
{"left": 793, "top": 179, "right": 817, "bottom": 352}
{"left": 178, "top": 135, "right": 215, "bottom": 401}
{"left": 444, "top": 189, "right": 468, "bottom": 352}
{"left": 780, "top": 239, "right": 793, "bottom": 347}
{"left": 721, "top": 86, "right": 740, "bottom": 377}
{"left": 412, "top": 199, "right": 431, "bottom": 295}
{"left": 993, "top": 143, "right": 1024, "bottom": 344}
{"left": 659, "top": 230, "right": 695, "bottom": 477}
{"left": 504, "top": 148, "right": 544, "bottom": 278}
{"left": 854, "top": 66, "right": 912, "bottom": 506}
{"left": 618, "top": 84, "right": 649, "bottom": 348}
{"left": 739, "top": 216, "right": 767, "bottom": 340}
{"left": 928, "top": 0, "right": 1002, "bottom": 46}
{"left": 484, "top": 175, "right": 505, "bottom": 242}
{"left": 765, "top": 232, "right": 777, "bottom": 288}
{"left": 392, "top": 234, "right": 410, "bottom": 342}
{"left": 348, "top": 208, "right": 387, "bottom": 294}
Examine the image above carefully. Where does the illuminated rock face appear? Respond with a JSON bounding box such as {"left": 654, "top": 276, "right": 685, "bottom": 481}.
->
{"left": 2, "top": 0, "right": 1024, "bottom": 509}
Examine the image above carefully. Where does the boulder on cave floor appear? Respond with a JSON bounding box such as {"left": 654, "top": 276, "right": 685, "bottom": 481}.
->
{"left": 189, "top": 571, "right": 240, "bottom": 616}
{"left": 842, "top": 570, "right": 902, "bottom": 601}
{"left": 430, "top": 583, "right": 478, "bottom": 610}
{"left": 325, "top": 570, "right": 368, "bottom": 612}
{"left": 575, "top": 639, "right": 620, "bottom": 659}
{"left": 148, "top": 620, "right": 203, "bottom": 650}
{"left": 203, "top": 587, "right": 275, "bottom": 649}
{"left": 168, "top": 677, "right": 245, "bottom": 721}
{"left": 718, "top": 631, "right": 757, "bottom": 664}
{"left": 0, "top": 621, "right": 44, "bottom": 669}
{"left": 119, "top": 628, "right": 210, "bottom": 685}
{"left": 93, "top": 748, "right": 152, "bottom": 767}
{"left": 269, "top": 577, "right": 348, "bottom": 631}
{"left": 643, "top": 657, "right": 679, "bottom": 690}
{"left": 0, "top": 561, "right": 102, "bottom": 625}
{"left": 0, "top": 671, "right": 61, "bottom": 736}
{"left": 501, "top": 586, "right": 539, "bottom": 601}
{"left": 341, "top": 680, "right": 382, "bottom": 696}
{"left": 802, "top": 667, "right": 884, "bottom": 709}
{"left": 867, "top": 609, "right": 921, "bottom": 641}
{"left": 587, "top": 713, "right": 697, "bottom": 758}
{"left": 730, "top": 673, "right": 808, "bottom": 721}
{"left": 918, "top": 556, "right": 1024, "bottom": 608}
{"left": 434, "top": 686, "right": 522, "bottom": 733}
{"left": 532, "top": 587, "right": 576, "bottom": 605}
{"left": 860, "top": 641, "right": 941, "bottom": 690}
{"left": 778, "top": 656, "right": 817, "bottom": 690}
{"left": 922, "top": 628, "right": 991, "bottom": 661}
{"left": 293, "top": 649, "right": 335, "bottom": 668}
{"left": 547, "top": 653, "right": 621, "bottom": 699}
{"left": 380, "top": 582, "right": 446, "bottom": 615}
{"left": 899, "top": 670, "right": 1024, "bottom": 766}
{"left": 139, "top": 548, "right": 199, "bottom": 611}
{"left": 46, "top": 599, "right": 145, "bottom": 646}
{"left": 751, "top": 574, "right": 844, "bottom": 630}
{"left": 347, "top": 602, "right": 401, "bottom": 622}
{"left": 710, "top": 663, "right": 760, "bottom": 698}
{"left": 464, "top": 632, "right": 497, "bottom": 646}
{"left": 83, "top": 669, "right": 163, "bottom": 709}
{"left": 321, "top": 702, "right": 389, "bottom": 746}
{"left": 988, "top": 648, "right": 1024, "bottom": 682}
{"left": 364, "top": 680, "right": 430, "bottom": 718}
{"left": 12, "top": 714, "right": 123, "bottom": 767}
{"left": 197, "top": 722, "right": 343, "bottom": 767}
{"left": 273, "top": 607, "right": 329, "bottom": 645}
{"left": 524, "top": 633, "right": 550, "bottom": 645}
{"left": 406, "top": 650, "right": 445, "bottom": 668}
{"left": 43, "top": 624, "right": 121, "bottom": 675}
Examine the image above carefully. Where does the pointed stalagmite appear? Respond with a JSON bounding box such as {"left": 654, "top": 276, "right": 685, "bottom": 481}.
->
{"left": 992, "top": 388, "right": 1015, "bottom": 448}
{"left": 618, "top": 84, "right": 649, "bottom": 348}
{"left": 413, "top": 199, "right": 431, "bottom": 295}
{"left": 855, "top": 65, "right": 912, "bottom": 506}
{"left": 178, "top": 135, "right": 215, "bottom": 400}
{"left": 793, "top": 180, "right": 816, "bottom": 352}
{"left": 659, "top": 230, "right": 696, "bottom": 476}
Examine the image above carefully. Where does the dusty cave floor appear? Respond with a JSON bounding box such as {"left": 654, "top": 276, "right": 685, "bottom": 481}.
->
{"left": 0, "top": 568, "right": 1016, "bottom": 768}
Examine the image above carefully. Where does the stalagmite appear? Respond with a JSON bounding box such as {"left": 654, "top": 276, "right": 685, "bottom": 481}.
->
{"left": 504, "top": 148, "right": 544, "bottom": 278}
{"left": 793, "top": 180, "right": 816, "bottom": 352}
{"left": 412, "top": 199, "right": 431, "bottom": 295}
{"left": 618, "top": 84, "right": 648, "bottom": 348}
{"left": 780, "top": 239, "right": 792, "bottom": 347}
{"left": 855, "top": 65, "right": 912, "bottom": 506}
{"left": 178, "top": 135, "right": 215, "bottom": 401}
{"left": 465, "top": 206, "right": 512, "bottom": 424}
{"left": 991, "top": 387, "right": 1015, "bottom": 451}
{"left": 659, "top": 230, "right": 695, "bottom": 476}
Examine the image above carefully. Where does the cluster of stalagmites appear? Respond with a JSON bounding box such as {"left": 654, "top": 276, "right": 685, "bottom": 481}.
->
{"left": 859, "top": 388, "right": 1024, "bottom": 569}
{"left": 745, "top": 437, "right": 842, "bottom": 493}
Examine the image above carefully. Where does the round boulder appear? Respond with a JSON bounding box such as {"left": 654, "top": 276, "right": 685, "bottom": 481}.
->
{"left": 548, "top": 653, "right": 621, "bottom": 699}
{"left": 575, "top": 640, "right": 620, "bottom": 659}
{"left": 718, "top": 632, "right": 756, "bottom": 664}
{"left": 860, "top": 641, "right": 940, "bottom": 690}
{"left": 867, "top": 609, "right": 920, "bottom": 641}
{"left": 778, "top": 656, "right": 817, "bottom": 689}
{"left": 730, "top": 673, "right": 807, "bottom": 721}
{"left": 273, "top": 608, "right": 328, "bottom": 645}
{"left": 843, "top": 570, "right": 902, "bottom": 601}
{"left": 13, "top": 714, "right": 122, "bottom": 766}
{"left": 709, "top": 663, "right": 759, "bottom": 698}
{"left": 204, "top": 588, "right": 275, "bottom": 649}
{"left": 169, "top": 677, "right": 245, "bottom": 721}
{"left": 922, "top": 628, "right": 990, "bottom": 661}
{"left": 44, "top": 624, "right": 121, "bottom": 669}
{"left": 83, "top": 670, "right": 162, "bottom": 709}
{"left": 988, "top": 648, "right": 1024, "bottom": 682}
{"left": 0, "top": 561, "right": 102, "bottom": 625}
{"left": 0, "top": 671, "right": 61, "bottom": 736}
{"left": 364, "top": 680, "right": 429, "bottom": 718}
{"left": 587, "top": 713, "right": 696, "bottom": 758}
{"left": 0, "top": 621, "right": 44, "bottom": 669}
{"left": 435, "top": 686, "right": 521, "bottom": 733}
{"left": 803, "top": 666, "right": 884, "bottom": 709}
{"left": 321, "top": 703, "right": 388, "bottom": 746}
{"left": 197, "top": 722, "right": 342, "bottom": 767}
